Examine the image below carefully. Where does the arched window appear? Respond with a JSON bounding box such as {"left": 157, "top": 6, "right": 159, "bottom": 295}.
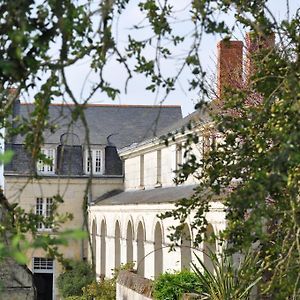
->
{"left": 203, "top": 224, "right": 216, "bottom": 274}
{"left": 154, "top": 222, "right": 163, "bottom": 278}
{"left": 137, "top": 221, "right": 145, "bottom": 276}
{"left": 100, "top": 220, "right": 106, "bottom": 277}
{"left": 181, "top": 223, "right": 192, "bottom": 270}
{"left": 115, "top": 221, "right": 121, "bottom": 269}
{"left": 91, "top": 220, "right": 97, "bottom": 267}
{"left": 126, "top": 221, "right": 133, "bottom": 264}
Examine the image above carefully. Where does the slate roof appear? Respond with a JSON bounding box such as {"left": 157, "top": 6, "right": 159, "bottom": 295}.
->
{"left": 119, "top": 108, "right": 210, "bottom": 153}
{"left": 94, "top": 184, "right": 197, "bottom": 206}
{"left": 14, "top": 103, "right": 182, "bottom": 149}
{"left": 157, "top": 108, "right": 211, "bottom": 138}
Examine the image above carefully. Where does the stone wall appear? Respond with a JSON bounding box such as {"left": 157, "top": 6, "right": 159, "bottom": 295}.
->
{"left": 116, "top": 270, "right": 152, "bottom": 300}
{"left": 0, "top": 258, "right": 35, "bottom": 299}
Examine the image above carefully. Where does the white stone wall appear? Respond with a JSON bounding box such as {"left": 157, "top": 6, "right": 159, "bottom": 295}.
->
{"left": 89, "top": 201, "right": 226, "bottom": 280}
{"left": 124, "top": 156, "right": 141, "bottom": 190}
{"left": 161, "top": 145, "right": 176, "bottom": 187}
{"left": 144, "top": 151, "right": 157, "bottom": 188}
{"left": 123, "top": 137, "right": 205, "bottom": 191}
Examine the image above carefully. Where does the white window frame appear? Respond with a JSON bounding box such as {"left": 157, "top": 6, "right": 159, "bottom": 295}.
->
{"left": 85, "top": 148, "right": 104, "bottom": 175}
{"left": 36, "top": 197, "right": 53, "bottom": 231}
{"left": 33, "top": 257, "right": 54, "bottom": 274}
{"left": 37, "top": 147, "right": 56, "bottom": 174}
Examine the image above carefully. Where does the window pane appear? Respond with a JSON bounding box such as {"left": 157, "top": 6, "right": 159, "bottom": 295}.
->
{"left": 87, "top": 155, "right": 91, "bottom": 173}
{"left": 37, "top": 148, "right": 55, "bottom": 173}
{"left": 33, "top": 257, "right": 53, "bottom": 270}
{"left": 95, "top": 150, "right": 101, "bottom": 173}
{"left": 36, "top": 198, "right": 43, "bottom": 229}
{"left": 46, "top": 198, "right": 53, "bottom": 217}
{"left": 47, "top": 149, "right": 54, "bottom": 172}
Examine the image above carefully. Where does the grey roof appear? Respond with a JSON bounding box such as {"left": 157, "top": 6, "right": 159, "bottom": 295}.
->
{"left": 14, "top": 104, "right": 182, "bottom": 148}
{"left": 157, "top": 108, "right": 211, "bottom": 138}
{"left": 119, "top": 108, "right": 211, "bottom": 153}
{"left": 94, "top": 184, "right": 197, "bottom": 206}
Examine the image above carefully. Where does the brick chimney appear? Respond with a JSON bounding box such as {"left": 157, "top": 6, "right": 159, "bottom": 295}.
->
{"left": 245, "top": 32, "right": 275, "bottom": 82}
{"left": 217, "top": 40, "right": 243, "bottom": 98}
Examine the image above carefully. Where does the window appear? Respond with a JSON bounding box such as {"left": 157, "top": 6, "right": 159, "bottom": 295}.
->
{"left": 36, "top": 197, "right": 53, "bottom": 230}
{"left": 37, "top": 148, "right": 55, "bottom": 174}
{"left": 86, "top": 149, "right": 103, "bottom": 174}
{"left": 33, "top": 257, "right": 54, "bottom": 273}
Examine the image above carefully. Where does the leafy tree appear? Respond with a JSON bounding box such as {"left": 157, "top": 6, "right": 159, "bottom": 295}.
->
{"left": 57, "top": 260, "right": 94, "bottom": 297}
{"left": 158, "top": 1, "right": 300, "bottom": 299}
{"left": 0, "top": 1, "right": 299, "bottom": 298}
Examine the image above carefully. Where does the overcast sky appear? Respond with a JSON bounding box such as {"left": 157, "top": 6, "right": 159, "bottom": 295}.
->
{"left": 24, "top": 0, "right": 299, "bottom": 117}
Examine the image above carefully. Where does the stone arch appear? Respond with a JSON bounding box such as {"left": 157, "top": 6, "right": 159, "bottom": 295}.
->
{"left": 203, "top": 223, "right": 216, "bottom": 274}
{"left": 115, "top": 220, "right": 121, "bottom": 270}
{"left": 134, "top": 216, "right": 146, "bottom": 240}
{"left": 150, "top": 218, "right": 165, "bottom": 244}
{"left": 137, "top": 221, "right": 145, "bottom": 277}
{"left": 181, "top": 223, "right": 192, "bottom": 270}
{"left": 154, "top": 222, "right": 163, "bottom": 278}
{"left": 126, "top": 220, "right": 134, "bottom": 264}
{"left": 91, "top": 219, "right": 97, "bottom": 267}
{"left": 100, "top": 219, "right": 107, "bottom": 277}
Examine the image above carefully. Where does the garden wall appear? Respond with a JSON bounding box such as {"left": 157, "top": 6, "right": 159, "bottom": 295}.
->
{"left": 116, "top": 270, "right": 153, "bottom": 300}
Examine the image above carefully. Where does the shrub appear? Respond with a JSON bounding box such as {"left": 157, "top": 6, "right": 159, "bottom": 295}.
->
{"left": 65, "top": 262, "right": 135, "bottom": 300}
{"left": 153, "top": 270, "right": 202, "bottom": 300}
{"left": 57, "top": 260, "right": 94, "bottom": 298}
{"left": 192, "top": 251, "right": 262, "bottom": 300}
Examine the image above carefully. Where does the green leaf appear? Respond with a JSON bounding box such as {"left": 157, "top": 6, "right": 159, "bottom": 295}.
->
{"left": 0, "top": 150, "right": 14, "bottom": 165}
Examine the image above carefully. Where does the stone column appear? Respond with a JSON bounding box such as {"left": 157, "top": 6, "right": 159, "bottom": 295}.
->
{"left": 120, "top": 238, "right": 127, "bottom": 266}
{"left": 144, "top": 240, "right": 155, "bottom": 279}
{"left": 105, "top": 236, "right": 115, "bottom": 278}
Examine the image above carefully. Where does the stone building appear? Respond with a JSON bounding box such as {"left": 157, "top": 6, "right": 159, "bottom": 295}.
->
{"left": 3, "top": 103, "right": 182, "bottom": 300}
{"left": 88, "top": 110, "right": 226, "bottom": 282}
{"left": 88, "top": 34, "right": 275, "bottom": 291}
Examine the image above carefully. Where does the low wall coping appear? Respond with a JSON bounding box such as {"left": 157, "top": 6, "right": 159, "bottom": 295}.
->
{"left": 182, "top": 292, "right": 201, "bottom": 299}
{"left": 117, "top": 270, "right": 153, "bottom": 298}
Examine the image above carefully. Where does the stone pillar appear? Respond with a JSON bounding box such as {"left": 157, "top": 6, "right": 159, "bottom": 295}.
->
{"left": 163, "top": 245, "right": 181, "bottom": 273}
{"left": 95, "top": 234, "right": 101, "bottom": 280}
{"left": 105, "top": 236, "right": 115, "bottom": 278}
{"left": 144, "top": 240, "right": 155, "bottom": 280}
{"left": 133, "top": 240, "right": 138, "bottom": 270}
{"left": 120, "top": 238, "right": 127, "bottom": 266}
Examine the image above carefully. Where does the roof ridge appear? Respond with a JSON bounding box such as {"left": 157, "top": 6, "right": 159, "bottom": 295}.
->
{"left": 20, "top": 102, "right": 181, "bottom": 108}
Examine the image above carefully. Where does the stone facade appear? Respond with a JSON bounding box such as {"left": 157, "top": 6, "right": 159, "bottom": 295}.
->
{"left": 0, "top": 259, "right": 35, "bottom": 300}
{"left": 89, "top": 111, "right": 227, "bottom": 281}
{"left": 3, "top": 103, "right": 182, "bottom": 299}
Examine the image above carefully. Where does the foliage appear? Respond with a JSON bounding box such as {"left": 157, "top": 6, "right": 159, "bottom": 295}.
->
{"left": 57, "top": 260, "right": 94, "bottom": 298}
{"left": 0, "top": 0, "right": 299, "bottom": 298}
{"left": 63, "top": 262, "right": 134, "bottom": 300}
{"left": 160, "top": 2, "right": 300, "bottom": 298}
{"left": 192, "top": 251, "right": 262, "bottom": 300}
{"left": 153, "top": 270, "right": 202, "bottom": 300}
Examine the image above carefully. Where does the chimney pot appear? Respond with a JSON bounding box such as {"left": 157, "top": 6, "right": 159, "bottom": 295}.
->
{"left": 217, "top": 40, "right": 243, "bottom": 98}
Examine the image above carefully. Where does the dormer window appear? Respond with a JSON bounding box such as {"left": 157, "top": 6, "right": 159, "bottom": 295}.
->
{"left": 85, "top": 148, "right": 104, "bottom": 175}
{"left": 37, "top": 148, "right": 55, "bottom": 174}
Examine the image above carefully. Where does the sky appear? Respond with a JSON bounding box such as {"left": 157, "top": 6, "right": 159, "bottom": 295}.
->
{"left": 24, "top": 0, "right": 299, "bottom": 117}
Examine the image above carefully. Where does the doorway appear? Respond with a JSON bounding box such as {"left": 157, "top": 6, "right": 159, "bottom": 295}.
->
{"left": 33, "top": 257, "right": 54, "bottom": 300}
